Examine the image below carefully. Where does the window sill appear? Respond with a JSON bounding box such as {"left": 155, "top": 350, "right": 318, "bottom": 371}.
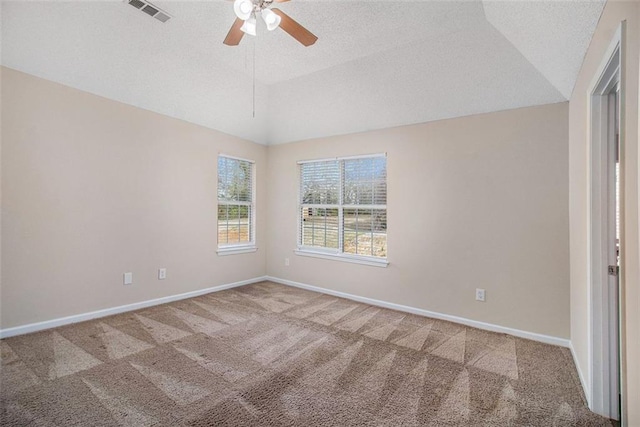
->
{"left": 294, "top": 249, "right": 389, "bottom": 268}
{"left": 217, "top": 246, "right": 257, "bottom": 256}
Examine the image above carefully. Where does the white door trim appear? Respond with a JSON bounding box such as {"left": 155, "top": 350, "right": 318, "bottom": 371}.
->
{"left": 587, "top": 22, "right": 625, "bottom": 420}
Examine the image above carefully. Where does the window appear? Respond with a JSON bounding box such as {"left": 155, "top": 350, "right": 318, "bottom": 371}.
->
{"left": 217, "top": 155, "right": 256, "bottom": 255}
{"left": 297, "top": 154, "right": 387, "bottom": 266}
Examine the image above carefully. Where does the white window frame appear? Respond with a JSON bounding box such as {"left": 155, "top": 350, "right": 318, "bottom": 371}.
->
{"left": 217, "top": 154, "right": 257, "bottom": 256}
{"left": 296, "top": 153, "right": 388, "bottom": 267}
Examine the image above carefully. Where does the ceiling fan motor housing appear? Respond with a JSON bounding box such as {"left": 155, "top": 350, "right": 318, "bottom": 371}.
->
{"left": 257, "top": 0, "right": 274, "bottom": 11}
{"left": 237, "top": 0, "right": 273, "bottom": 19}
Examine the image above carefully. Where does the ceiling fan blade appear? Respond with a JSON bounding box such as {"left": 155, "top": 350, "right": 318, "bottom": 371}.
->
{"left": 223, "top": 18, "right": 245, "bottom": 46}
{"left": 271, "top": 8, "right": 317, "bottom": 47}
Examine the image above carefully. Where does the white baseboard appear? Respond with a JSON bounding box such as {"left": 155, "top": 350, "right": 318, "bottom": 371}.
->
{"left": 570, "top": 342, "right": 591, "bottom": 406}
{"left": 1, "top": 274, "right": 572, "bottom": 350}
{"left": 266, "top": 276, "right": 571, "bottom": 348}
{"left": 0, "top": 276, "right": 268, "bottom": 339}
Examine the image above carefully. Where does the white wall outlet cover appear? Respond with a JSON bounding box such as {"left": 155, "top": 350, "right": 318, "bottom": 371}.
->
{"left": 158, "top": 268, "right": 167, "bottom": 280}
{"left": 124, "top": 272, "right": 133, "bottom": 285}
{"left": 475, "top": 288, "right": 486, "bottom": 302}
{"left": 285, "top": 258, "right": 290, "bottom": 266}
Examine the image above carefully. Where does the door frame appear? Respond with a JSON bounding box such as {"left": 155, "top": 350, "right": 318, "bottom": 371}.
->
{"left": 587, "top": 22, "right": 626, "bottom": 420}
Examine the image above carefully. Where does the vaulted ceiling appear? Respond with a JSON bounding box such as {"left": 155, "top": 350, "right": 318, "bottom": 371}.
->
{"left": 1, "top": 0, "right": 605, "bottom": 145}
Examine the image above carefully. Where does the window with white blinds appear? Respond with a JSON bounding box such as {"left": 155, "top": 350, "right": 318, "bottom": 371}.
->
{"left": 298, "top": 154, "right": 387, "bottom": 264}
{"left": 217, "top": 155, "right": 255, "bottom": 252}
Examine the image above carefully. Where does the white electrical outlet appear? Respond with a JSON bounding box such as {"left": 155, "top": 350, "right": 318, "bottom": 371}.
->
{"left": 124, "top": 272, "right": 133, "bottom": 286}
{"left": 285, "top": 258, "right": 290, "bottom": 266}
{"left": 476, "top": 288, "right": 486, "bottom": 302}
{"left": 158, "top": 268, "right": 167, "bottom": 280}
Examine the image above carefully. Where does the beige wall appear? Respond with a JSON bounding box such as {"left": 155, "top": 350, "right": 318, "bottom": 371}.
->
{"left": 266, "top": 102, "right": 571, "bottom": 339}
{"left": 568, "top": 1, "right": 640, "bottom": 424}
{"left": 0, "top": 69, "right": 572, "bottom": 341}
{"left": 0, "top": 66, "right": 3, "bottom": 327}
{"left": 0, "top": 67, "right": 268, "bottom": 329}
{"left": 636, "top": 8, "right": 640, "bottom": 426}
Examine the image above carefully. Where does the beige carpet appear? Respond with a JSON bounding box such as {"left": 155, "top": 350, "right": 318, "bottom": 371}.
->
{"left": 1, "top": 281, "right": 611, "bottom": 426}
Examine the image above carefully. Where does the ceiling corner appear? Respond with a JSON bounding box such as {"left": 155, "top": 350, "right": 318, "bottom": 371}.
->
{"left": 482, "top": 0, "right": 606, "bottom": 101}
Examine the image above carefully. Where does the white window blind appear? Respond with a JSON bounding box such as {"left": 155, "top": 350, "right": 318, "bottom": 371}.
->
{"left": 218, "top": 155, "right": 254, "bottom": 249}
{"left": 299, "top": 154, "right": 387, "bottom": 260}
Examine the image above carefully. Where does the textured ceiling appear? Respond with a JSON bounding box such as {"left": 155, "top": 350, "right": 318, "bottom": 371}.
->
{"left": 483, "top": 0, "right": 606, "bottom": 100}
{"left": 1, "top": 0, "right": 605, "bottom": 145}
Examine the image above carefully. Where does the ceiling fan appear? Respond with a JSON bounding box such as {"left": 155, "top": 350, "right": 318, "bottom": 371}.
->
{"left": 223, "top": 0, "right": 318, "bottom": 47}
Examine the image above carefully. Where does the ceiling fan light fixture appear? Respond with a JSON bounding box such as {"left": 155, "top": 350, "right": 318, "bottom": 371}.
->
{"left": 261, "top": 9, "right": 281, "bottom": 31}
{"left": 223, "top": 1, "right": 318, "bottom": 47}
{"left": 233, "top": 0, "right": 253, "bottom": 20}
{"left": 240, "top": 16, "right": 257, "bottom": 36}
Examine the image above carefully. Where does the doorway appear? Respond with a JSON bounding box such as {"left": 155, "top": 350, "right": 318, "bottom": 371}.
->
{"left": 588, "top": 25, "right": 624, "bottom": 421}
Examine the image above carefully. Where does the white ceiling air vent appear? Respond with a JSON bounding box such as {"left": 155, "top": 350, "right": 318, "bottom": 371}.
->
{"left": 125, "top": 0, "right": 172, "bottom": 23}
